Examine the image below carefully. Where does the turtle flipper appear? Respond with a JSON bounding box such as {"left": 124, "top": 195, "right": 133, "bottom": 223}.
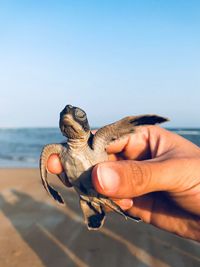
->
{"left": 39, "top": 143, "right": 65, "bottom": 204}
{"left": 97, "top": 196, "right": 141, "bottom": 222}
{"left": 92, "top": 114, "right": 169, "bottom": 151}
{"left": 57, "top": 172, "right": 72, "bottom": 187}
{"left": 80, "top": 198, "right": 105, "bottom": 230}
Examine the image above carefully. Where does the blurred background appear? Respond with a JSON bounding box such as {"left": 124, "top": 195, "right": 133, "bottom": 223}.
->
{"left": 1, "top": 0, "right": 200, "bottom": 128}
{"left": 1, "top": 0, "right": 200, "bottom": 167}
{"left": 0, "top": 1, "right": 200, "bottom": 267}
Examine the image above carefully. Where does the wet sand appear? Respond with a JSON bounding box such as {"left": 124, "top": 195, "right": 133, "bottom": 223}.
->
{"left": 0, "top": 169, "right": 199, "bottom": 267}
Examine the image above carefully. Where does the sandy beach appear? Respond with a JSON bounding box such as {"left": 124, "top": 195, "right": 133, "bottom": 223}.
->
{"left": 0, "top": 168, "right": 199, "bottom": 267}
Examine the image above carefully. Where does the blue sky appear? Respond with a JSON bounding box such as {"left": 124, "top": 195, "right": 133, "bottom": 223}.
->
{"left": 0, "top": 1, "right": 200, "bottom": 127}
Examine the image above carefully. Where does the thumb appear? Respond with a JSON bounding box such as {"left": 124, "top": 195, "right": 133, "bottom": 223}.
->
{"left": 91, "top": 159, "right": 196, "bottom": 198}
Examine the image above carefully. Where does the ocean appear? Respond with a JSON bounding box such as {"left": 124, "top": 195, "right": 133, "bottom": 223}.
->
{"left": 0, "top": 128, "right": 200, "bottom": 168}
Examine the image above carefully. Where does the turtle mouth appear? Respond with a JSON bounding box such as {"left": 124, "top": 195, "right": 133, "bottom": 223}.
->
{"left": 60, "top": 114, "right": 80, "bottom": 136}
{"left": 60, "top": 114, "right": 73, "bottom": 125}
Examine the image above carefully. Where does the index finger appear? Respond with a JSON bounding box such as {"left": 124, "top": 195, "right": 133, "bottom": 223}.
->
{"left": 106, "top": 127, "right": 150, "bottom": 160}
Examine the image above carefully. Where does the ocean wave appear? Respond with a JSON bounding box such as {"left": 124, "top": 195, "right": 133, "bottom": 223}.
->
{"left": 174, "top": 130, "right": 200, "bottom": 135}
{"left": 0, "top": 154, "right": 37, "bottom": 163}
{"left": 0, "top": 127, "right": 199, "bottom": 167}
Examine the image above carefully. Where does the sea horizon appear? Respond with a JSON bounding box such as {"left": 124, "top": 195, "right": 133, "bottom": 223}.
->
{"left": 0, "top": 127, "right": 200, "bottom": 168}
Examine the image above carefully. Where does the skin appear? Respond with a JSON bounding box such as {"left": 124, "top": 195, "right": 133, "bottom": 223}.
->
{"left": 47, "top": 126, "right": 200, "bottom": 242}
{"left": 47, "top": 154, "right": 63, "bottom": 174}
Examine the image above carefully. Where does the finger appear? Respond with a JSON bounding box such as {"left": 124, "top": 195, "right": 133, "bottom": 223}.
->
{"left": 92, "top": 158, "right": 200, "bottom": 198}
{"left": 106, "top": 127, "right": 151, "bottom": 160}
{"left": 106, "top": 135, "right": 129, "bottom": 154}
{"left": 127, "top": 193, "right": 200, "bottom": 241}
{"left": 47, "top": 154, "right": 63, "bottom": 174}
{"left": 106, "top": 125, "right": 200, "bottom": 161}
{"left": 47, "top": 154, "right": 72, "bottom": 187}
{"left": 114, "top": 198, "right": 133, "bottom": 210}
{"left": 92, "top": 160, "right": 166, "bottom": 198}
{"left": 108, "top": 154, "right": 119, "bottom": 161}
{"left": 103, "top": 198, "right": 133, "bottom": 212}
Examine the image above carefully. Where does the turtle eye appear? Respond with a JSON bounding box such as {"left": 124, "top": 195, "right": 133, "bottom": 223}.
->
{"left": 75, "top": 108, "right": 86, "bottom": 120}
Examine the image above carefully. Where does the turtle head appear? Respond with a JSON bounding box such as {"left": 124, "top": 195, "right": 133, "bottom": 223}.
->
{"left": 59, "top": 105, "right": 90, "bottom": 139}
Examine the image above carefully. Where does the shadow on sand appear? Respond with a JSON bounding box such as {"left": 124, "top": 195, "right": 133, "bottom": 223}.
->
{"left": 0, "top": 188, "right": 200, "bottom": 267}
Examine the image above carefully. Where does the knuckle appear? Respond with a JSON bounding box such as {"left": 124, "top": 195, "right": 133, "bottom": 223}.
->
{"left": 128, "top": 162, "right": 152, "bottom": 196}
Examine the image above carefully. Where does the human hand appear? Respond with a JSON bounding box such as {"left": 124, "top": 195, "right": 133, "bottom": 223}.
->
{"left": 47, "top": 126, "right": 200, "bottom": 241}
{"left": 92, "top": 126, "right": 200, "bottom": 241}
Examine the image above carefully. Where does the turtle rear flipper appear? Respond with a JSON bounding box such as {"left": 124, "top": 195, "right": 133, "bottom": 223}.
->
{"left": 80, "top": 198, "right": 105, "bottom": 230}
{"left": 40, "top": 143, "right": 65, "bottom": 204}
{"left": 97, "top": 196, "right": 141, "bottom": 222}
{"left": 92, "top": 115, "right": 169, "bottom": 151}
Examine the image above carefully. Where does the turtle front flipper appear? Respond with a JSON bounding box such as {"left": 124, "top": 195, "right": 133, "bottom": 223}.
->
{"left": 92, "top": 114, "right": 169, "bottom": 151}
{"left": 79, "top": 198, "right": 105, "bottom": 230}
{"left": 40, "top": 143, "right": 66, "bottom": 204}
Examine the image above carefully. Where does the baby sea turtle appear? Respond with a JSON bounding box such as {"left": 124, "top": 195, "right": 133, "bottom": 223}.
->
{"left": 40, "top": 105, "right": 168, "bottom": 230}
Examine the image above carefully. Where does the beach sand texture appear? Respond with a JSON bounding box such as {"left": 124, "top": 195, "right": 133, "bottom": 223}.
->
{"left": 0, "top": 169, "right": 199, "bottom": 267}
